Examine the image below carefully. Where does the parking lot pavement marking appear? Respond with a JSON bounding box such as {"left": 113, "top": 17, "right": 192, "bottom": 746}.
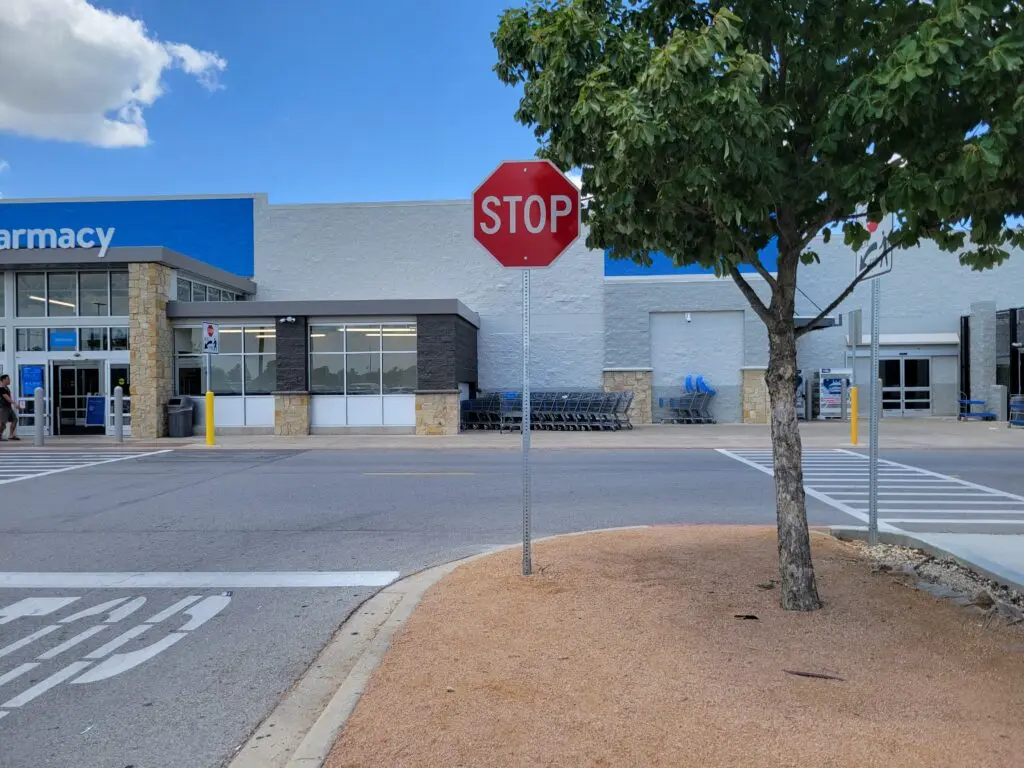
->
{"left": 0, "top": 450, "right": 171, "bottom": 486}
{"left": 0, "top": 571, "right": 401, "bottom": 589}
{"left": 0, "top": 591, "right": 233, "bottom": 720}
{"left": 717, "top": 448, "right": 1024, "bottom": 532}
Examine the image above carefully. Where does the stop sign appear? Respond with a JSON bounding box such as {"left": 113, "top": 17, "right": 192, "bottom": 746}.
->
{"left": 472, "top": 159, "right": 581, "bottom": 268}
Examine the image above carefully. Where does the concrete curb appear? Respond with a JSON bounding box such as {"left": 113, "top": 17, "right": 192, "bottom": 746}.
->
{"left": 830, "top": 526, "right": 1024, "bottom": 593}
{"left": 228, "top": 526, "right": 651, "bottom": 768}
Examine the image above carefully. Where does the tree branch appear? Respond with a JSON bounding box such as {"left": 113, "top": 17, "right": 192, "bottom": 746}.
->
{"left": 727, "top": 262, "right": 773, "bottom": 325}
{"left": 793, "top": 242, "right": 894, "bottom": 339}
{"left": 748, "top": 249, "right": 779, "bottom": 290}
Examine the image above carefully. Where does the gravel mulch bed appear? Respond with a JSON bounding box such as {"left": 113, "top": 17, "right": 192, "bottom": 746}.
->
{"left": 327, "top": 526, "right": 1024, "bottom": 768}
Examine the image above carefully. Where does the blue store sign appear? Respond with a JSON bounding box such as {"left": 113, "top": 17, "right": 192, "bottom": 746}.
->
{"left": 0, "top": 196, "right": 256, "bottom": 277}
{"left": 85, "top": 396, "right": 106, "bottom": 427}
{"left": 20, "top": 365, "right": 44, "bottom": 396}
{"left": 48, "top": 329, "right": 78, "bottom": 351}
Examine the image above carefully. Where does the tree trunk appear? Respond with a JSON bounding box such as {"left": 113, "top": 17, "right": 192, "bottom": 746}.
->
{"left": 765, "top": 318, "right": 823, "bottom": 611}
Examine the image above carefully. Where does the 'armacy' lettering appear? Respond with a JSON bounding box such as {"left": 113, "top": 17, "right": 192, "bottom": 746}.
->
{"left": 0, "top": 226, "right": 116, "bottom": 258}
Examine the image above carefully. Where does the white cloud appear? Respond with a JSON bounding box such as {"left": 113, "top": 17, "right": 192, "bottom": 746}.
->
{"left": 0, "top": 159, "right": 8, "bottom": 174}
{"left": 0, "top": 0, "right": 227, "bottom": 148}
{"left": 567, "top": 172, "right": 582, "bottom": 189}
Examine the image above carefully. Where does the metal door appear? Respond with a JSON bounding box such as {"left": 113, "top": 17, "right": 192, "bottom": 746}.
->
{"left": 53, "top": 363, "right": 103, "bottom": 434}
{"left": 879, "top": 358, "right": 931, "bottom": 416}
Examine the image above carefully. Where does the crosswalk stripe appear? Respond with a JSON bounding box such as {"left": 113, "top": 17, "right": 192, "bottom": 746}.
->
{"left": 717, "top": 448, "right": 1024, "bottom": 534}
{"left": 0, "top": 450, "right": 169, "bottom": 486}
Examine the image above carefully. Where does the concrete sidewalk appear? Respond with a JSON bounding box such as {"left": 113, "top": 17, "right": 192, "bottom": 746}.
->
{"left": 832, "top": 527, "right": 1024, "bottom": 593}
{"left": 183, "top": 420, "right": 1024, "bottom": 451}
{"left": 25, "top": 418, "right": 1024, "bottom": 451}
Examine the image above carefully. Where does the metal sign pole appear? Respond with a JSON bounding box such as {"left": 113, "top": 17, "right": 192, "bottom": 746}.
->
{"left": 868, "top": 277, "right": 881, "bottom": 545}
{"left": 521, "top": 269, "right": 532, "bottom": 576}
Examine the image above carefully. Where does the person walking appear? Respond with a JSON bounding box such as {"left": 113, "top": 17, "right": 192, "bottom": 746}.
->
{"left": 0, "top": 374, "right": 20, "bottom": 441}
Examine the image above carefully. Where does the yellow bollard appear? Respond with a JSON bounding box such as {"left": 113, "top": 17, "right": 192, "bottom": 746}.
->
{"left": 850, "top": 386, "right": 859, "bottom": 446}
{"left": 205, "top": 390, "right": 215, "bottom": 446}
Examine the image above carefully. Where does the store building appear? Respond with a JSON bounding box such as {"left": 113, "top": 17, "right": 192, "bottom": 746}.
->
{"left": 0, "top": 192, "right": 1020, "bottom": 438}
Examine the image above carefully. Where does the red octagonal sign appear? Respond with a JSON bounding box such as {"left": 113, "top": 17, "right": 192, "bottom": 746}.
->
{"left": 473, "top": 159, "right": 581, "bottom": 268}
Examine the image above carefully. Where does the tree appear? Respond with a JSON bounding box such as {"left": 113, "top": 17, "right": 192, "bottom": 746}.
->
{"left": 492, "top": 0, "right": 1024, "bottom": 610}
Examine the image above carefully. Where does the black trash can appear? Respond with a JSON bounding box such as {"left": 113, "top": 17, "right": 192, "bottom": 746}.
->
{"left": 166, "top": 397, "right": 195, "bottom": 438}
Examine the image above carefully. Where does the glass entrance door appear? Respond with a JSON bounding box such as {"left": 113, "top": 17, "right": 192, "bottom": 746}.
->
{"left": 52, "top": 363, "right": 104, "bottom": 435}
{"left": 879, "top": 358, "right": 931, "bottom": 416}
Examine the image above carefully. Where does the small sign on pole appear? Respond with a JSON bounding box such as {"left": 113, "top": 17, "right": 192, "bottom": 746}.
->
{"left": 202, "top": 322, "right": 220, "bottom": 354}
{"left": 473, "top": 160, "right": 582, "bottom": 575}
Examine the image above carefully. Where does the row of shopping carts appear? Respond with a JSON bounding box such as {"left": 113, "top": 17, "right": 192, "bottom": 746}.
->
{"left": 657, "top": 375, "right": 717, "bottom": 424}
{"left": 460, "top": 391, "right": 635, "bottom": 432}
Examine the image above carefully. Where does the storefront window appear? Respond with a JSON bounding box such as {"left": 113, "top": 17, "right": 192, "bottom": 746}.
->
{"left": 192, "top": 284, "right": 207, "bottom": 302}
{"left": 16, "top": 328, "right": 46, "bottom": 352}
{"left": 174, "top": 327, "right": 203, "bottom": 355}
{"left": 173, "top": 325, "right": 277, "bottom": 397}
{"left": 110, "top": 272, "right": 129, "bottom": 315}
{"left": 176, "top": 359, "right": 205, "bottom": 396}
{"left": 110, "top": 327, "right": 130, "bottom": 351}
{"left": 177, "top": 278, "right": 191, "bottom": 302}
{"left": 309, "top": 355, "right": 345, "bottom": 393}
{"left": 80, "top": 327, "right": 109, "bottom": 351}
{"left": 79, "top": 273, "right": 109, "bottom": 316}
{"left": 47, "top": 273, "right": 78, "bottom": 316}
{"left": 382, "top": 353, "right": 417, "bottom": 393}
{"left": 218, "top": 327, "right": 242, "bottom": 354}
{"left": 309, "top": 322, "right": 417, "bottom": 395}
{"left": 209, "top": 354, "right": 244, "bottom": 394}
{"left": 16, "top": 273, "right": 46, "bottom": 317}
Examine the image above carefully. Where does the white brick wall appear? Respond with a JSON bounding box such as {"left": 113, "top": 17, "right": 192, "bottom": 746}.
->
{"left": 253, "top": 199, "right": 605, "bottom": 391}
{"left": 252, "top": 195, "right": 1024, "bottom": 416}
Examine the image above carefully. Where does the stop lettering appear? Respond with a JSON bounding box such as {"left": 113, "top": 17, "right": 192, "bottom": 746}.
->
{"left": 472, "top": 160, "right": 581, "bottom": 268}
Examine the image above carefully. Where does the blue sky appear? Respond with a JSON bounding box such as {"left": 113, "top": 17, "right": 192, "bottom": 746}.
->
{"left": 0, "top": 1, "right": 539, "bottom": 203}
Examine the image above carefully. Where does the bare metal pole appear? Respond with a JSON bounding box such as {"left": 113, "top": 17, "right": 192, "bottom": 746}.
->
{"left": 522, "top": 269, "right": 532, "bottom": 576}
{"left": 868, "top": 277, "right": 881, "bottom": 545}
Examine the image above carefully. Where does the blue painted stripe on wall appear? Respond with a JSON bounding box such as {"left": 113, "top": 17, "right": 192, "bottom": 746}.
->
{"left": 0, "top": 197, "right": 255, "bottom": 277}
{"left": 604, "top": 237, "right": 779, "bottom": 277}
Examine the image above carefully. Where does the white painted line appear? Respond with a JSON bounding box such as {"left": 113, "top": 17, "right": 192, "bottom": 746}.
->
{"left": 145, "top": 596, "right": 201, "bottom": 624}
{"left": 61, "top": 598, "right": 129, "bottom": 624}
{"left": 72, "top": 633, "right": 187, "bottom": 685}
{"left": 824, "top": 492, "right": 997, "bottom": 497}
{"left": 716, "top": 449, "right": 893, "bottom": 530}
{"left": 836, "top": 449, "right": 1024, "bottom": 501}
{"left": 0, "top": 626, "right": 60, "bottom": 658}
{"left": 871, "top": 510, "right": 1024, "bottom": 516}
{"left": 0, "top": 597, "right": 79, "bottom": 625}
{"left": 179, "top": 596, "right": 231, "bottom": 631}
{"left": 0, "top": 663, "right": 38, "bottom": 687}
{"left": 105, "top": 597, "right": 147, "bottom": 623}
{"left": 0, "top": 450, "right": 171, "bottom": 487}
{"left": 0, "top": 571, "right": 401, "bottom": 589}
{"left": 2, "top": 661, "right": 91, "bottom": 708}
{"left": 37, "top": 626, "right": 107, "bottom": 660}
{"left": 881, "top": 519, "right": 1024, "bottom": 525}
{"left": 84, "top": 625, "right": 150, "bottom": 660}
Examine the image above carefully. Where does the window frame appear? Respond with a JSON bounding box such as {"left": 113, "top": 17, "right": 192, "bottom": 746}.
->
{"left": 308, "top": 321, "right": 417, "bottom": 396}
{"left": 172, "top": 323, "right": 278, "bottom": 397}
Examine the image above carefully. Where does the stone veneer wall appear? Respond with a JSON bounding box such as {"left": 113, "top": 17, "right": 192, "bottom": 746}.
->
{"left": 275, "top": 393, "right": 311, "bottom": 436}
{"left": 602, "top": 369, "right": 652, "bottom": 424}
{"left": 741, "top": 367, "right": 769, "bottom": 424}
{"left": 129, "top": 262, "right": 174, "bottom": 438}
{"left": 415, "top": 391, "right": 460, "bottom": 435}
